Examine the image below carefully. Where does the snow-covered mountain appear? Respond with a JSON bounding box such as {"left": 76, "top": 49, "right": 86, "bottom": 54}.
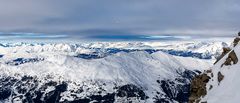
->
{"left": 0, "top": 41, "right": 230, "bottom": 103}
{"left": 189, "top": 36, "right": 240, "bottom": 103}
{"left": 0, "top": 41, "right": 230, "bottom": 60}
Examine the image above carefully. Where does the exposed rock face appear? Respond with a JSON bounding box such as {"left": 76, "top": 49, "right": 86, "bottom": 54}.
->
{"left": 189, "top": 50, "right": 233, "bottom": 102}
{"left": 153, "top": 69, "right": 198, "bottom": 103}
{"left": 188, "top": 73, "right": 210, "bottom": 103}
{"left": 214, "top": 47, "right": 231, "bottom": 64}
{"left": 116, "top": 84, "right": 148, "bottom": 100}
{"left": 229, "top": 50, "right": 238, "bottom": 64}
{"left": 233, "top": 37, "right": 240, "bottom": 47}
{"left": 219, "top": 37, "right": 239, "bottom": 66}
{"left": 222, "top": 50, "right": 238, "bottom": 66}
{"left": 189, "top": 34, "right": 240, "bottom": 103}
{"left": 217, "top": 72, "right": 224, "bottom": 85}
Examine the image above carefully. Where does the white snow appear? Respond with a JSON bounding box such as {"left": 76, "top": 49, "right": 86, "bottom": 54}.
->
{"left": 0, "top": 41, "right": 230, "bottom": 102}
{"left": 201, "top": 38, "right": 240, "bottom": 103}
{"left": 0, "top": 41, "right": 230, "bottom": 55}
{"left": 0, "top": 51, "right": 211, "bottom": 84}
{"left": 0, "top": 46, "right": 212, "bottom": 102}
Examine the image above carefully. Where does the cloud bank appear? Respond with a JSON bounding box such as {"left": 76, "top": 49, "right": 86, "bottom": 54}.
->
{"left": 0, "top": 0, "right": 239, "bottom": 41}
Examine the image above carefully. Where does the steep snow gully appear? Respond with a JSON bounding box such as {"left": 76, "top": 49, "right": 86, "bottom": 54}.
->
{"left": 0, "top": 40, "right": 232, "bottom": 103}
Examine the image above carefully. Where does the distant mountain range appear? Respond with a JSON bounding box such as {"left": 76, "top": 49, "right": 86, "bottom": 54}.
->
{"left": 0, "top": 40, "right": 233, "bottom": 103}
{"left": 0, "top": 41, "right": 229, "bottom": 59}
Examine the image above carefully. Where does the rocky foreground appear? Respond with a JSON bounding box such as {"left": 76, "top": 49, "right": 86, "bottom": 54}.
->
{"left": 189, "top": 35, "right": 240, "bottom": 103}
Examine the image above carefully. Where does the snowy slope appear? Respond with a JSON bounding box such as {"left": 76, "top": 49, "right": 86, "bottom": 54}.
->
{"left": 188, "top": 37, "right": 240, "bottom": 103}
{"left": 200, "top": 44, "right": 240, "bottom": 102}
{"left": 0, "top": 44, "right": 212, "bottom": 103}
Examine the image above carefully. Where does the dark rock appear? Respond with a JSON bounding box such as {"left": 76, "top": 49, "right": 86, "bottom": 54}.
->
{"left": 6, "top": 58, "right": 44, "bottom": 66}
{"left": 74, "top": 54, "right": 102, "bottom": 59}
{"left": 45, "top": 82, "right": 68, "bottom": 103}
{"left": 21, "top": 75, "right": 34, "bottom": 81}
{"left": 154, "top": 98, "right": 171, "bottom": 103}
{"left": 74, "top": 48, "right": 212, "bottom": 60}
{"left": 189, "top": 73, "right": 210, "bottom": 103}
{"left": 0, "top": 73, "right": 196, "bottom": 103}
{"left": 153, "top": 69, "right": 198, "bottom": 103}
{"left": 233, "top": 37, "right": 240, "bottom": 47}
{"left": 160, "top": 80, "right": 190, "bottom": 102}
{"left": 229, "top": 50, "right": 238, "bottom": 64}
{"left": 217, "top": 72, "right": 224, "bottom": 84}
{"left": 69, "top": 98, "right": 91, "bottom": 103}
{"left": 33, "top": 91, "right": 44, "bottom": 103}
{"left": 45, "top": 81, "right": 58, "bottom": 86}
{"left": 209, "top": 85, "right": 213, "bottom": 90}
{"left": 215, "top": 47, "right": 231, "bottom": 64}
{"left": 117, "top": 84, "right": 147, "bottom": 100}
{"left": 0, "top": 89, "right": 11, "bottom": 100}
{"left": 222, "top": 50, "right": 238, "bottom": 66}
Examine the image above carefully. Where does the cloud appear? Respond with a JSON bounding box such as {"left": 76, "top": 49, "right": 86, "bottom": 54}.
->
{"left": 0, "top": 33, "right": 68, "bottom": 40}
{"left": 0, "top": 0, "right": 239, "bottom": 41}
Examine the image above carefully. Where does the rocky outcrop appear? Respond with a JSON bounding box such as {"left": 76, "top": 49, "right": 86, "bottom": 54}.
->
{"left": 188, "top": 73, "right": 210, "bottom": 103}
{"left": 154, "top": 69, "right": 198, "bottom": 103}
{"left": 215, "top": 35, "right": 239, "bottom": 65}
{"left": 188, "top": 70, "right": 225, "bottom": 102}
{"left": 214, "top": 47, "right": 231, "bottom": 64}
{"left": 222, "top": 50, "right": 238, "bottom": 66}
{"left": 189, "top": 33, "right": 240, "bottom": 103}
{"left": 233, "top": 37, "right": 240, "bottom": 47}
{"left": 217, "top": 72, "right": 224, "bottom": 85}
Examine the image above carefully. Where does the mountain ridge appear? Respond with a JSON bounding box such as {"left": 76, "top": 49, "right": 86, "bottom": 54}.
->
{"left": 0, "top": 41, "right": 229, "bottom": 60}
{"left": 0, "top": 40, "right": 234, "bottom": 103}
{"left": 0, "top": 45, "right": 211, "bottom": 103}
{"left": 189, "top": 35, "right": 240, "bottom": 103}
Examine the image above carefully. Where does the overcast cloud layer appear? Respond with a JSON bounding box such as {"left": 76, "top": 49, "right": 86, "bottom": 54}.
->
{"left": 0, "top": 0, "right": 239, "bottom": 41}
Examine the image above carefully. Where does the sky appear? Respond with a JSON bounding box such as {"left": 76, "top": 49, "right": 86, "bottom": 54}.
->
{"left": 0, "top": 0, "right": 239, "bottom": 41}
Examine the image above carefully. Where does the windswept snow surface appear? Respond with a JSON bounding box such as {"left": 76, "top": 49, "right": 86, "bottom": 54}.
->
{"left": 0, "top": 41, "right": 227, "bottom": 103}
